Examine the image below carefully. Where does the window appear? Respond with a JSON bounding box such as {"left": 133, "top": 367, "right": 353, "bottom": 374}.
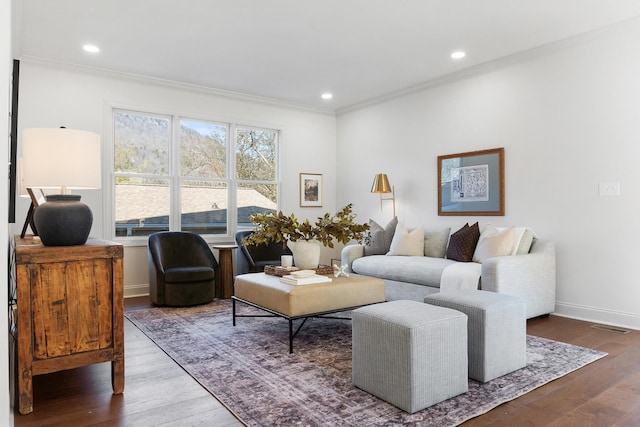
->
{"left": 113, "top": 109, "right": 279, "bottom": 239}
{"left": 236, "top": 126, "right": 278, "bottom": 227}
{"left": 179, "top": 119, "right": 229, "bottom": 234}
{"left": 113, "top": 111, "right": 171, "bottom": 237}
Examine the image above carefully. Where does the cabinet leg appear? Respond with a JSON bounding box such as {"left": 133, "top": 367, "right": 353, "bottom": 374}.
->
{"left": 111, "top": 358, "right": 125, "bottom": 394}
{"left": 18, "top": 369, "right": 33, "bottom": 414}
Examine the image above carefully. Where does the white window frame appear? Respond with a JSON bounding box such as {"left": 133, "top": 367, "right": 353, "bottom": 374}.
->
{"left": 104, "top": 105, "right": 281, "bottom": 246}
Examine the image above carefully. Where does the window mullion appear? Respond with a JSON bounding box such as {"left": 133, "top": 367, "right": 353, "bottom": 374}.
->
{"left": 171, "top": 116, "right": 181, "bottom": 231}
{"left": 227, "top": 123, "right": 237, "bottom": 237}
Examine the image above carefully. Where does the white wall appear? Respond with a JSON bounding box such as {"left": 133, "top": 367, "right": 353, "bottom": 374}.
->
{"left": 12, "top": 60, "right": 339, "bottom": 294}
{"left": 337, "top": 20, "right": 640, "bottom": 329}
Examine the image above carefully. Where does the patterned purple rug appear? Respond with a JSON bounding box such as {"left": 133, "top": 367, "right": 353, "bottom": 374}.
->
{"left": 126, "top": 300, "right": 607, "bottom": 427}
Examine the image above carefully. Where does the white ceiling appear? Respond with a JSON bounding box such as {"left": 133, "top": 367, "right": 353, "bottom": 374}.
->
{"left": 13, "top": 0, "right": 640, "bottom": 112}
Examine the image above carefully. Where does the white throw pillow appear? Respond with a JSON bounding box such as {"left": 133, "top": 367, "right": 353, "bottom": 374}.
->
{"left": 492, "top": 225, "right": 537, "bottom": 255}
{"left": 472, "top": 225, "right": 519, "bottom": 263}
{"left": 387, "top": 224, "right": 424, "bottom": 256}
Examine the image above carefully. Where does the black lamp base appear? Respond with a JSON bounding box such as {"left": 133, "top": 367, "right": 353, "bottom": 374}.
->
{"left": 33, "top": 194, "right": 93, "bottom": 246}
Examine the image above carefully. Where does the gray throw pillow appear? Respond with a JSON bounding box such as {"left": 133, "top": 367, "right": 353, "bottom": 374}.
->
{"left": 364, "top": 216, "right": 398, "bottom": 256}
{"left": 423, "top": 227, "right": 451, "bottom": 258}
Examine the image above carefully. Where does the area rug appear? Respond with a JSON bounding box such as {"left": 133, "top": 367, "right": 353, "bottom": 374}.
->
{"left": 126, "top": 300, "right": 607, "bottom": 427}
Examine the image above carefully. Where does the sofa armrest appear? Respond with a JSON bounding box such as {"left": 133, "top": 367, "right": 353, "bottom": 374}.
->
{"left": 480, "top": 239, "right": 556, "bottom": 318}
{"left": 341, "top": 244, "right": 364, "bottom": 273}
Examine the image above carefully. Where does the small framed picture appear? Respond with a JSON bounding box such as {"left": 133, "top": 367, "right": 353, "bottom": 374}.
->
{"left": 300, "top": 173, "right": 323, "bottom": 207}
{"left": 27, "top": 188, "right": 47, "bottom": 207}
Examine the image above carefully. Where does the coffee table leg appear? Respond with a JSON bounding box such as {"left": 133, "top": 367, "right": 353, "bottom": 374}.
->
{"left": 289, "top": 319, "right": 293, "bottom": 353}
{"left": 232, "top": 298, "right": 236, "bottom": 326}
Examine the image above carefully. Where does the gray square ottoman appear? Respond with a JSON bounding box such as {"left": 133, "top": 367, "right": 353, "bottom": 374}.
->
{"left": 425, "top": 290, "right": 526, "bottom": 383}
{"left": 352, "top": 300, "right": 468, "bottom": 413}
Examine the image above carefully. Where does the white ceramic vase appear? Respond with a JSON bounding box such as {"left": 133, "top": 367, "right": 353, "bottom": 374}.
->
{"left": 287, "top": 240, "right": 322, "bottom": 270}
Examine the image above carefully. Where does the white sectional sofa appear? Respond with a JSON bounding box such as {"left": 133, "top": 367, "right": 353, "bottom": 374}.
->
{"left": 341, "top": 221, "right": 556, "bottom": 319}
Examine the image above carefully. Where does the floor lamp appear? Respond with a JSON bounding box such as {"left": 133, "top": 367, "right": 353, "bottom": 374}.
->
{"left": 371, "top": 173, "right": 396, "bottom": 217}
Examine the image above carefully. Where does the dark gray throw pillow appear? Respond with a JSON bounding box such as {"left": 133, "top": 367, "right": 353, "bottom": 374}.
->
{"left": 364, "top": 216, "right": 398, "bottom": 256}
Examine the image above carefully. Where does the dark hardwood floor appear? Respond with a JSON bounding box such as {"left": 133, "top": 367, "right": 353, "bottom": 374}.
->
{"left": 13, "top": 297, "right": 242, "bottom": 427}
{"left": 13, "top": 296, "right": 640, "bottom": 426}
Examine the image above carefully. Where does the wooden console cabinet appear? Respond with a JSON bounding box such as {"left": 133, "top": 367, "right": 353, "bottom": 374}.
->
{"left": 14, "top": 236, "right": 125, "bottom": 414}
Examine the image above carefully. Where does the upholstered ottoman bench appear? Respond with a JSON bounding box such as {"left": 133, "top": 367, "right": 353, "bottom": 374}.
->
{"left": 425, "top": 290, "right": 526, "bottom": 383}
{"left": 352, "top": 300, "right": 468, "bottom": 413}
{"left": 233, "top": 272, "right": 385, "bottom": 352}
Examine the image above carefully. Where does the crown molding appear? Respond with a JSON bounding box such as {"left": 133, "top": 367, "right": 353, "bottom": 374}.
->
{"left": 336, "top": 14, "right": 640, "bottom": 116}
{"left": 18, "top": 56, "right": 336, "bottom": 117}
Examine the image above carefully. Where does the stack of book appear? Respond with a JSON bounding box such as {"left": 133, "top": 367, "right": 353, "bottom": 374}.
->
{"left": 280, "top": 273, "right": 332, "bottom": 286}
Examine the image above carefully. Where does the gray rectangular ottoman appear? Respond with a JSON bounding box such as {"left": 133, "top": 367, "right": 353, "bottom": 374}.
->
{"left": 425, "top": 290, "right": 526, "bottom": 383}
{"left": 352, "top": 300, "right": 468, "bottom": 413}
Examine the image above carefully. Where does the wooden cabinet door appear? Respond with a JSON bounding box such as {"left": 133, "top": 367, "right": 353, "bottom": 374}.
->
{"left": 30, "top": 258, "right": 114, "bottom": 359}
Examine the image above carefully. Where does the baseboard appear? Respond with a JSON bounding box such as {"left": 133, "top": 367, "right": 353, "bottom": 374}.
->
{"left": 124, "top": 283, "right": 149, "bottom": 298}
{"left": 554, "top": 302, "right": 640, "bottom": 331}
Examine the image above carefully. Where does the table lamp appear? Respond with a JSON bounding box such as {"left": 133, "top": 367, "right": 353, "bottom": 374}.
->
{"left": 21, "top": 128, "right": 101, "bottom": 246}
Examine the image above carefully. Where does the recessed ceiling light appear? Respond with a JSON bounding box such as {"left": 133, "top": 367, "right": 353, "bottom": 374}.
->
{"left": 451, "top": 51, "right": 466, "bottom": 59}
{"left": 321, "top": 93, "right": 333, "bottom": 100}
{"left": 83, "top": 44, "right": 100, "bottom": 53}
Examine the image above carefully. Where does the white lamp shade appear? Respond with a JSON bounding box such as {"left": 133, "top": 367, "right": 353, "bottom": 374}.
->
{"left": 22, "top": 128, "right": 101, "bottom": 191}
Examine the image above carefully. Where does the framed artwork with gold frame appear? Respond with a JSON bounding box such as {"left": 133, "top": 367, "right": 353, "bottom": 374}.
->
{"left": 438, "top": 147, "right": 504, "bottom": 216}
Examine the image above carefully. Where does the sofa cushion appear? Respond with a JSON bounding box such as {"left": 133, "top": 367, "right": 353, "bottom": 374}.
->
{"left": 164, "top": 266, "right": 215, "bottom": 283}
{"left": 387, "top": 224, "right": 424, "bottom": 256}
{"left": 446, "top": 222, "right": 480, "bottom": 262}
{"left": 364, "top": 217, "right": 397, "bottom": 256}
{"left": 352, "top": 255, "right": 457, "bottom": 287}
{"left": 472, "top": 226, "right": 519, "bottom": 263}
{"left": 424, "top": 227, "right": 451, "bottom": 258}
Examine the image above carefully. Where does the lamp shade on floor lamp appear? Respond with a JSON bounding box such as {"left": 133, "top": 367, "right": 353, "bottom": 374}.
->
{"left": 371, "top": 173, "right": 396, "bottom": 217}
{"left": 22, "top": 128, "right": 101, "bottom": 246}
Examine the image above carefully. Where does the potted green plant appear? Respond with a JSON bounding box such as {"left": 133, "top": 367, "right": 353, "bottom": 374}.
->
{"left": 244, "top": 203, "right": 369, "bottom": 269}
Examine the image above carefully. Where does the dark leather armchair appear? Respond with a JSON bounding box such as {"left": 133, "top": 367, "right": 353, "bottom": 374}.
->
{"left": 148, "top": 231, "right": 219, "bottom": 306}
{"left": 235, "top": 230, "right": 291, "bottom": 275}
